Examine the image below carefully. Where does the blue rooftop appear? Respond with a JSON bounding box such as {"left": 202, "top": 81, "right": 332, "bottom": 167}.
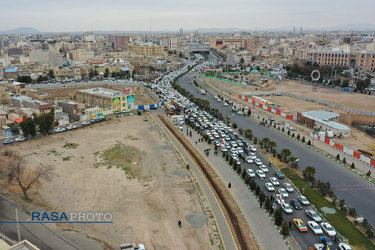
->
{"left": 4, "top": 68, "right": 18, "bottom": 73}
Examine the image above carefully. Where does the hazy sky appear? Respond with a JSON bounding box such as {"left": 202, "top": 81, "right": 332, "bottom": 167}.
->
{"left": 2, "top": 0, "right": 374, "bottom": 32}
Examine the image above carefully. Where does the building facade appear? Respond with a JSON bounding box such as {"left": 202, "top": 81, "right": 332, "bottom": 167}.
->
{"left": 74, "top": 87, "right": 135, "bottom": 112}
{"left": 128, "top": 44, "right": 167, "bottom": 56}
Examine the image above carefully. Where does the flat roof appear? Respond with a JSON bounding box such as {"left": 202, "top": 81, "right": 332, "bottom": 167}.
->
{"left": 0, "top": 108, "right": 8, "bottom": 116}
{"left": 302, "top": 110, "right": 350, "bottom": 131}
{"left": 302, "top": 110, "right": 340, "bottom": 120}
{"left": 78, "top": 87, "right": 125, "bottom": 98}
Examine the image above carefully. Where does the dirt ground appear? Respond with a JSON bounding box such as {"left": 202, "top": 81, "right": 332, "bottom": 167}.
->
{"left": 0, "top": 116, "right": 215, "bottom": 249}
{"left": 40, "top": 85, "right": 155, "bottom": 105}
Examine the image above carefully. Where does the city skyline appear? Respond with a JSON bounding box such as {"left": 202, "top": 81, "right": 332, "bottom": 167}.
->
{"left": 1, "top": 0, "right": 375, "bottom": 32}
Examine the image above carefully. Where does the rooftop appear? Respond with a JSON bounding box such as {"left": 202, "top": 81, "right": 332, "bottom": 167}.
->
{"left": 302, "top": 110, "right": 350, "bottom": 131}
{"left": 78, "top": 87, "right": 125, "bottom": 98}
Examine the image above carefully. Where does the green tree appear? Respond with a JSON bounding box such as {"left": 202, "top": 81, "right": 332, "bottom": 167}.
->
{"left": 261, "top": 137, "right": 270, "bottom": 150}
{"left": 274, "top": 208, "right": 283, "bottom": 226}
{"left": 281, "top": 221, "right": 289, "bottom": 236}
{"left": 280, "top": 148, "right": 292, "bottom": 162}
{"left": 17, "top": 76, "right": 32, "bottom": 83}
{"left": 259, "top": 191, "right": 266, "bottom": 203}
{"left": 241, "top": 168, "right": 247, "bottom": 179}
{"left": 303, "top": 166, "right": 317, "bottom": 181}
{"left": 255, "top": 185, "right": 261, "bottom": 196}
{"left": 48, "top": 69, "right": 55, "bottom": 80}
{"left": 244, "top": 129, "right": 253, "bottom": 140}
{"left": 19, "top": 117, "right": 36, "bottom": 138}
{"left": 89, "top": 70, "right": 95, "bottom": 78}
{"left": 104, "top": 68, "right": 109, "bottom": 78}
{"left": 268, "top": 141, "right": 277, "bottom": 153}
{"left": 33, "top": 108, "right": 55, "bottom": 135}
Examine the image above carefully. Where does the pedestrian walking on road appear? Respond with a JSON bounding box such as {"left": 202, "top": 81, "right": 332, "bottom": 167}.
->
{"left": 260, "top": 201, "right": 263, "bottom": 208}
{"left": 195, "top": 141, "right": 197, "bottom": 145}
{"left": 289, "top": 221, "right": 292, "bottom": 229}
{"left": 178, "top": 220, "right": 182, "bottom": 228}
{"left": 228, "top": 182, "right": 231, "bottom": 189}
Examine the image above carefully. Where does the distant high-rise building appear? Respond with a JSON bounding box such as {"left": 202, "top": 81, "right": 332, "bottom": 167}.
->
{"left": 108, "top": 35, "right": 131, "bottom": 51}
{"left": 293, "top": 26, "right": 296, "bottom": 35}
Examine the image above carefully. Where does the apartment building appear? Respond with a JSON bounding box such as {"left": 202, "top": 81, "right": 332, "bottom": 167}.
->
{"left": 74, "top": 87, "right": 135, "bottom": 112}
{"left": 128, "top": 44, "right": 167, "bottom": 56}
{"left": 72, "top": 49, "right": 95, "bottom": 62}
{"left": 209, "top": 37, "right": 262, "bottom": 51}
{"left": 307, "top": 48, "right": 375, "bottom": 71}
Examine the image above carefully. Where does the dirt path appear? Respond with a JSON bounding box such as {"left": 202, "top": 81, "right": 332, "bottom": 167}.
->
{"left": 158, "top": 114, "right": 258, "bottom": 250}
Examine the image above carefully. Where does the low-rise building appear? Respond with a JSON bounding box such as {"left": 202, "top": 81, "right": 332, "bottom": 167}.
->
{"left": 12, "top": 96, "right": 52, "bottom": 113}
{"left": 298, "top": 110, "right": 351, "bottom": 137}
{"left": 74, "top": 87, "right": 135, "bottom": 112}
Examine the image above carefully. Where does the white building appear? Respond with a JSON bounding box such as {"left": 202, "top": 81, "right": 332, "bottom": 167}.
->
{"left": 301, "top": 110, "right": 351, "bottom": 138}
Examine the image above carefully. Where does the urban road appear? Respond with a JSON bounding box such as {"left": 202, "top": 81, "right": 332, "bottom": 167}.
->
{"left": 178, "top": 57, "right": 375, "bottom": 230}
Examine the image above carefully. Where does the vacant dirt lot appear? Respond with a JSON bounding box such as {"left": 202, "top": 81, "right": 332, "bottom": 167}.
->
{"left": 1, "top": 116, "right": 215, "bottom": 249}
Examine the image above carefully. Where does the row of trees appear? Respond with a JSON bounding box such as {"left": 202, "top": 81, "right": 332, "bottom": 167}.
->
{"left": 19, "top": 108, "right": 56, "bottom": 138}
{"left": 16, "top": 70, "right": 55, "bottom": 84}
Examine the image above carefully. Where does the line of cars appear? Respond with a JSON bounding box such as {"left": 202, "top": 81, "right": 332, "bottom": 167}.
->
{"left": 185, "top": 105, "right": 351, "bottom": 249}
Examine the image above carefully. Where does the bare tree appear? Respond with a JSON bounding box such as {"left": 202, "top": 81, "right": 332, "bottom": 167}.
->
{"left": 7, "top": 158, "right": 53, "bottom": 200}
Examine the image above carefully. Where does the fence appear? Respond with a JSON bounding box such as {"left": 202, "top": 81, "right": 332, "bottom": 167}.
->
{"left": 310, "top": 132, "right": 375, "bottom": 168}
{"left": 238, "top": 95, "right": 297, "bottom": 121}
{"left": 251, "top": 92, "right": 375, "bottom": 116}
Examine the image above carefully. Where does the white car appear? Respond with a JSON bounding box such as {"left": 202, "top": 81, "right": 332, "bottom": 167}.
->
{"left": 308, "top": 221, "right": 323, "bottom": 235}
{"left": 275, "top": 194, "right": 285, "bottom": 205}
{"left": 283, "top": 182, "right": 294, "bottom": 192}
{"left": 270, "top": 177, "right": 279, "bottom": 186}
{"left": 250, "top": 146, "right": 257, "bottom": 152}
{"left": 265, "top": 182, "right": 275, "bottom": 192}
{"left": 81, "top": 121, "right": 90, "bottom": 126}
{"left": 298, "top": 195, "right": 310, "bottom": 205}
{"left": 54, "top": 127, "right": 66, "bottom": 133}
{"left": 256, "top": 170, "right": 266, "bottom": 179}
{"left": 321, "top": 222, "right": 336, "bottom": 237}
{"left": 66, "top": 125, "right": 77, "bottom": 130}
{"left": 259, "top": 164, "right": 269, "bottom": 173}
{"left": 245, "top": 157, "right": 254, "bottom": 164}
{"left": 305, "top": 209, "right": 323, "bottom": 223}
{"left": 278, "top": 188, "right": 288, "bottom": 199}
{"left": 338, "top": 243, "right": 352, "bottom": 250}
{"left": 281, "top": 203, "right": 293, "bottom": 214}
{"left": 15, "top": 136, "right": 26, "bottom": 142}
{"left": 246, "top": 169, "right": 255, "bottom": 178}
{"left": 254, "top": 159, "right": 262, "bottom": 166}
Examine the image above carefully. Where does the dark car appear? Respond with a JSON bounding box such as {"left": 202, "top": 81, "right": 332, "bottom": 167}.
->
{"left": 275, "top": 171, "right": 285, "bottom": 179}
{"left": 320, "top": 236, "right": 337, "bottom": 250}
{"left": 290, "top": 199, "right": 302, "bottom": 210}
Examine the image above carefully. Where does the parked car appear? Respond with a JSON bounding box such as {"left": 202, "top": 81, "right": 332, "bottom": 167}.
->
{"left": 81, "top": 121, "right": 91, "bottom": 126}
{"left": 290, "top": 199, "right": 302, "bottom": 210}
{"left": 298, "top": 195, "right": 310, "bottom": 206}
{"left": 320, "top": 237, "right": 337, "bottom": 250}
{"left": 293, "top": 218, "right": 308, "bottom": 232}
{"left": 275, "top": 194, "right": 285, "bottom": 205}
{"left": 270, "top": 177, "right": 279, "bottom": 186}
{"left": 245, "top": 157, "right": 254, "bottom": 164}
{"left": 3, "top": 139, "right": 14, "bottom": 144}
{"left": 265, "top": 182, "right": 275, "bottom": 192}
{"left": 54, "top": 127, "right": 66, "bottom": 133}
{"left": 278, "top": 188, "right": 288, "bottom": 199}
{"left": 259, "top": 164, "right": 269, "bottom": 173}
{"left": 283, "top": 182, "right": 294, "bottom": 192}
{"left": 338, "top": 243, "right": 352, "bottom": 250}
{"left": 246, "top": 169, "right": 255, "bottom": 178}
{"left": 15, "top": 136, "right": 26, "bottom": 142}
{"left": 308, "top": 221, "right": 323, "bottom": 235}
{"left": 254, "top": 159, "right": 262, "bottom": 165}
{"left": 305, "top": 209, "right": 323, "bottom": 222}
{"left": 66, "top": 125, "right": 77, "bottom": 130}
{"left": 321, "top": 222, "right": 337, "bottom": 237}
{"left": 275, "top": 171, "right": 285, "bottom": 179}
{"left": 281, "top": 203, "right": 293, "bottom": 214}
{"left": 256, "top": 170, "right": 266, "bottom": 179}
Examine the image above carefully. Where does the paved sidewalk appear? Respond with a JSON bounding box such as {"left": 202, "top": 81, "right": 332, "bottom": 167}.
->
{"left": 184, "top": 125, "right": 289, "bottom": 250}
{"left": 150, "top": 113, "right": 237, "bottom": 250}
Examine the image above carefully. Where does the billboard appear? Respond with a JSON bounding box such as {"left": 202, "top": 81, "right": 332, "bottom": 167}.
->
{"left": 112, "top": 97, "right": 121, "bottom": 112}
{"left": 123, "top": 88, "right": 133, "bottom": 94}
{"left": 127, "top": 95, "right": 135, "bottom": 110}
